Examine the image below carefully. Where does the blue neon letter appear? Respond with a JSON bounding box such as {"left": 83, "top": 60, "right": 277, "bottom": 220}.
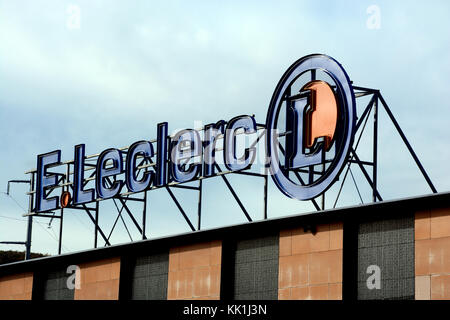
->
{"left": 96, "top": 148, "right": 124, "bottom": 199}
{"left": 35, "top": 150, "right": 61, "bottom": 212}
{"left": 126, "top": 140, "right": 155, "bottom": 193}
{"left": 170, "top": 129, "right": 201, "bottom": 182}
{"left": 285, "top": 95, "right": 322, "bottom": 169}
{"left": 73, "top": 144, "right": 94, "bottom": 204}
{"left": 203, "top": 120, "right": 225, "bottom": 177}
{"left": 156, "top": 122, "right": 168, "bottom": 186}
{"left": 224, "top": 115, "right": 257, "bottom": 171}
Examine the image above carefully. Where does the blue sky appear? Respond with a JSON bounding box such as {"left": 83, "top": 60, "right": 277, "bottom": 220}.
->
{"left": 1, "top": 0, "right": 449, "bottom": 256}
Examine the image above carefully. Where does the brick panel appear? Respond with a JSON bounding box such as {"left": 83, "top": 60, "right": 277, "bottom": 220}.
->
{"left": 415, "top": 206, "right": 450, "bottom": 300}
{"left": 431, "top": 274, "right": 450, "bottom": 300}
{"left": 430, "top": 208, "right": 450, "bottom": 239}
{"left": 278, "top": 223, "right": 343, "bottom": 300}
{"left": 0, "top": 272, "right": 33, "bottom": 300}
{"left": 74, "top": 257, "right": 120, "bottom": 300}
{"left": 415, "top": 275, "right": 430, "bottom": 300}
{"left": 168, "top": 241, "right": 221, "bottom": 300}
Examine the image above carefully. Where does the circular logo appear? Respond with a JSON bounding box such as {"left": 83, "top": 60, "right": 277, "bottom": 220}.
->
{"left": 265, "top": 54, "right": 356, "bottom": 200}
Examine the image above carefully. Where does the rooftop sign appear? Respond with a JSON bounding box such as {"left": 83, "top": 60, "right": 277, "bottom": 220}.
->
{"left": 31, "top": 54, "right": 355, "bottom": 213}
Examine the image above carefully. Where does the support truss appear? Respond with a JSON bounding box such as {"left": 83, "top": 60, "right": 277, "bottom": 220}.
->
{"left": 7, "top": 85, "right": 436, "bottom": 259}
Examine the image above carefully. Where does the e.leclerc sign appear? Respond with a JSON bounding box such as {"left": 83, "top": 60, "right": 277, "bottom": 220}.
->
{"left": 34, "top": 54, "right": 356, "bottom": 213}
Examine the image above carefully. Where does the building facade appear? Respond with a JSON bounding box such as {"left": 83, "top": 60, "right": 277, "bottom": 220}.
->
{"left": 0, "top": 192, "right": 449, "bottom": 300}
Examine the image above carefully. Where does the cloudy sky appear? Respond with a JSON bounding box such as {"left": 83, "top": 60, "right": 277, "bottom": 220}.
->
{"left": 1, "top": 0, "right": 449, "bottom": 256}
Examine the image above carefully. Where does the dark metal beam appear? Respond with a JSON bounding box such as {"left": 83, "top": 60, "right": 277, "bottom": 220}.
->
{"left": 373, "top": 95, "right": 379, "bottom": 202}
{"left": 119, "top": 197, "right": 146, "bottom": 202}
{"left": 197, "top": 180, "right": 202, "bottom": 230}
{"left": 104, "top": 177, "right": 146, "bottom": 239}
{"left": 355, "top": 94, "right": 376, "bottom": 132}
{"left": 64, "top": 206, "right": 97, "bottom": 211}
{"left": 116, "top": 197, "right": 145, "bottom": 238}
{"left": 94, "top": 202, "right": 99, "bottom": 248}
{"left": 264, "top": 167, "right": 268, "bottom": 220}
{"left": 28, "top": 214, "right": 62, "bottom": 219}
{"left": 350, "top": 149, "right": 383, "bottom": 201}
{"left": 0, "top": 241, "right": 26, "bottom": 245}
{"left": 142, "top": 191, "right": 147, "bottom": 240}
{"left": 378, "top": 93, "right": 437, "bottom": 193}
{"left": 6, "top": 180, "right": 30, "bottom": 195}
{"left": 352, "top": 86, "right": 380, "bottom": 94}
{"left": 81, "top": 204, "right": 111, "bottom": 246}
{"left": 334, "top": 95, "right": 375, "bottom": 208}
{"left": 169, "top": 184, "right": 200, "bottom": 191}
{"left": 233, "top": 171, "right": 266, "bottom": 178}
{"left": 25, "top": 174, "right": 34, "bottom": 260}
{"left": 111, "top": 198, "right": 134, "bottom": 242}
{"left": 214, "top": 164, "right": 252, "bottom": 222}
{"left": 58, "top": 209, "right": 64, "bottom": 254}
{"left": 106, "top": 209, "right": 122, "bottom": 243}
{"left": 348, "top": 160, "right": 374, "bottom": 167}
{"left": 277, "top": 144, "right": 321, "bottom": 211}
{"left": 165, "top": 187, "right": 196, "bottom": 231}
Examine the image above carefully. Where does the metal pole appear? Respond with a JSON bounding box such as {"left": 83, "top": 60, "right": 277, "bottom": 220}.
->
{"left": 278, "top": 144, "right": 321, "bottom": 211}
{"left": 378, "top": 94, "right": 437, "bottom": 193}
{"left": 263, "top": 166, "right": 268, "bottom": 220}
{"left": 59, "top": 209, "right": 64, "bottom": 255}
{"left": 25, "top": 219, "right": 32, "bottom": 260}
{"left": 197, "top": 179, "right": 202, "bottom": 230}
{"left": 379, "top": 94, "right": 437, "bottom": 193}
{"left": 321, "top": 150, "right": 325, "bottom": 210}
{"left": 197, "top": 141, "right": 204, "bottom": 231}
{"left": 94, "top": 201, "right": 99, "bottom": 248}
{"left": 214, "top": 164, "right": 252, "bottom": 222}
{"left": 142, "top": 191, "right": 147, "bottom": 240}
{"left": 351, "top": 149, "right": 383, "bottom": 201}
{"left": 0, "top": 241, "right": 26, "bottom": 245}
{"left": 81, "top": 204, "right": 111, "bottom": 246}
{"left": 7, "top": 180, "right": 30, "bottom": 195}
{"left": 321, "top": 180, "right": 325, "bottom": 209}
{"left": 373, "top": 95, "right": 378, "bottom": 202}
{"left": 116, "top": 197, "right": 145, "bottom": 236}
{"left": 25, "top": 173, "right": 34, "bottom": 260}
{"left": 356, "top": 95, "right": 376, "bottom": 132}
{"left": 165, "top": 187, "right": 196, "bottom": 231}
{"left": 59, "top": 163, "right": 70, "bottom": 255}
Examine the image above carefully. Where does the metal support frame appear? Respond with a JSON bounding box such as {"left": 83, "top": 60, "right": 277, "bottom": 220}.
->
{"left": 333, "top": 87, "right": 436, "bottom": 208}
{"left": 10, "top": 85, "right": 436, "bottom": 256}
{"left": 1, "top": 179, "right": 33, "bottom": 260}
{"left": 378, "top": 94, "right": 437, "bottom": 193}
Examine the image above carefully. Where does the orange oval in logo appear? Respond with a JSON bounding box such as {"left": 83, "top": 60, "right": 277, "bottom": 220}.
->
{"left": 60, "top": 191, "right": 71, "bottom": 208}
